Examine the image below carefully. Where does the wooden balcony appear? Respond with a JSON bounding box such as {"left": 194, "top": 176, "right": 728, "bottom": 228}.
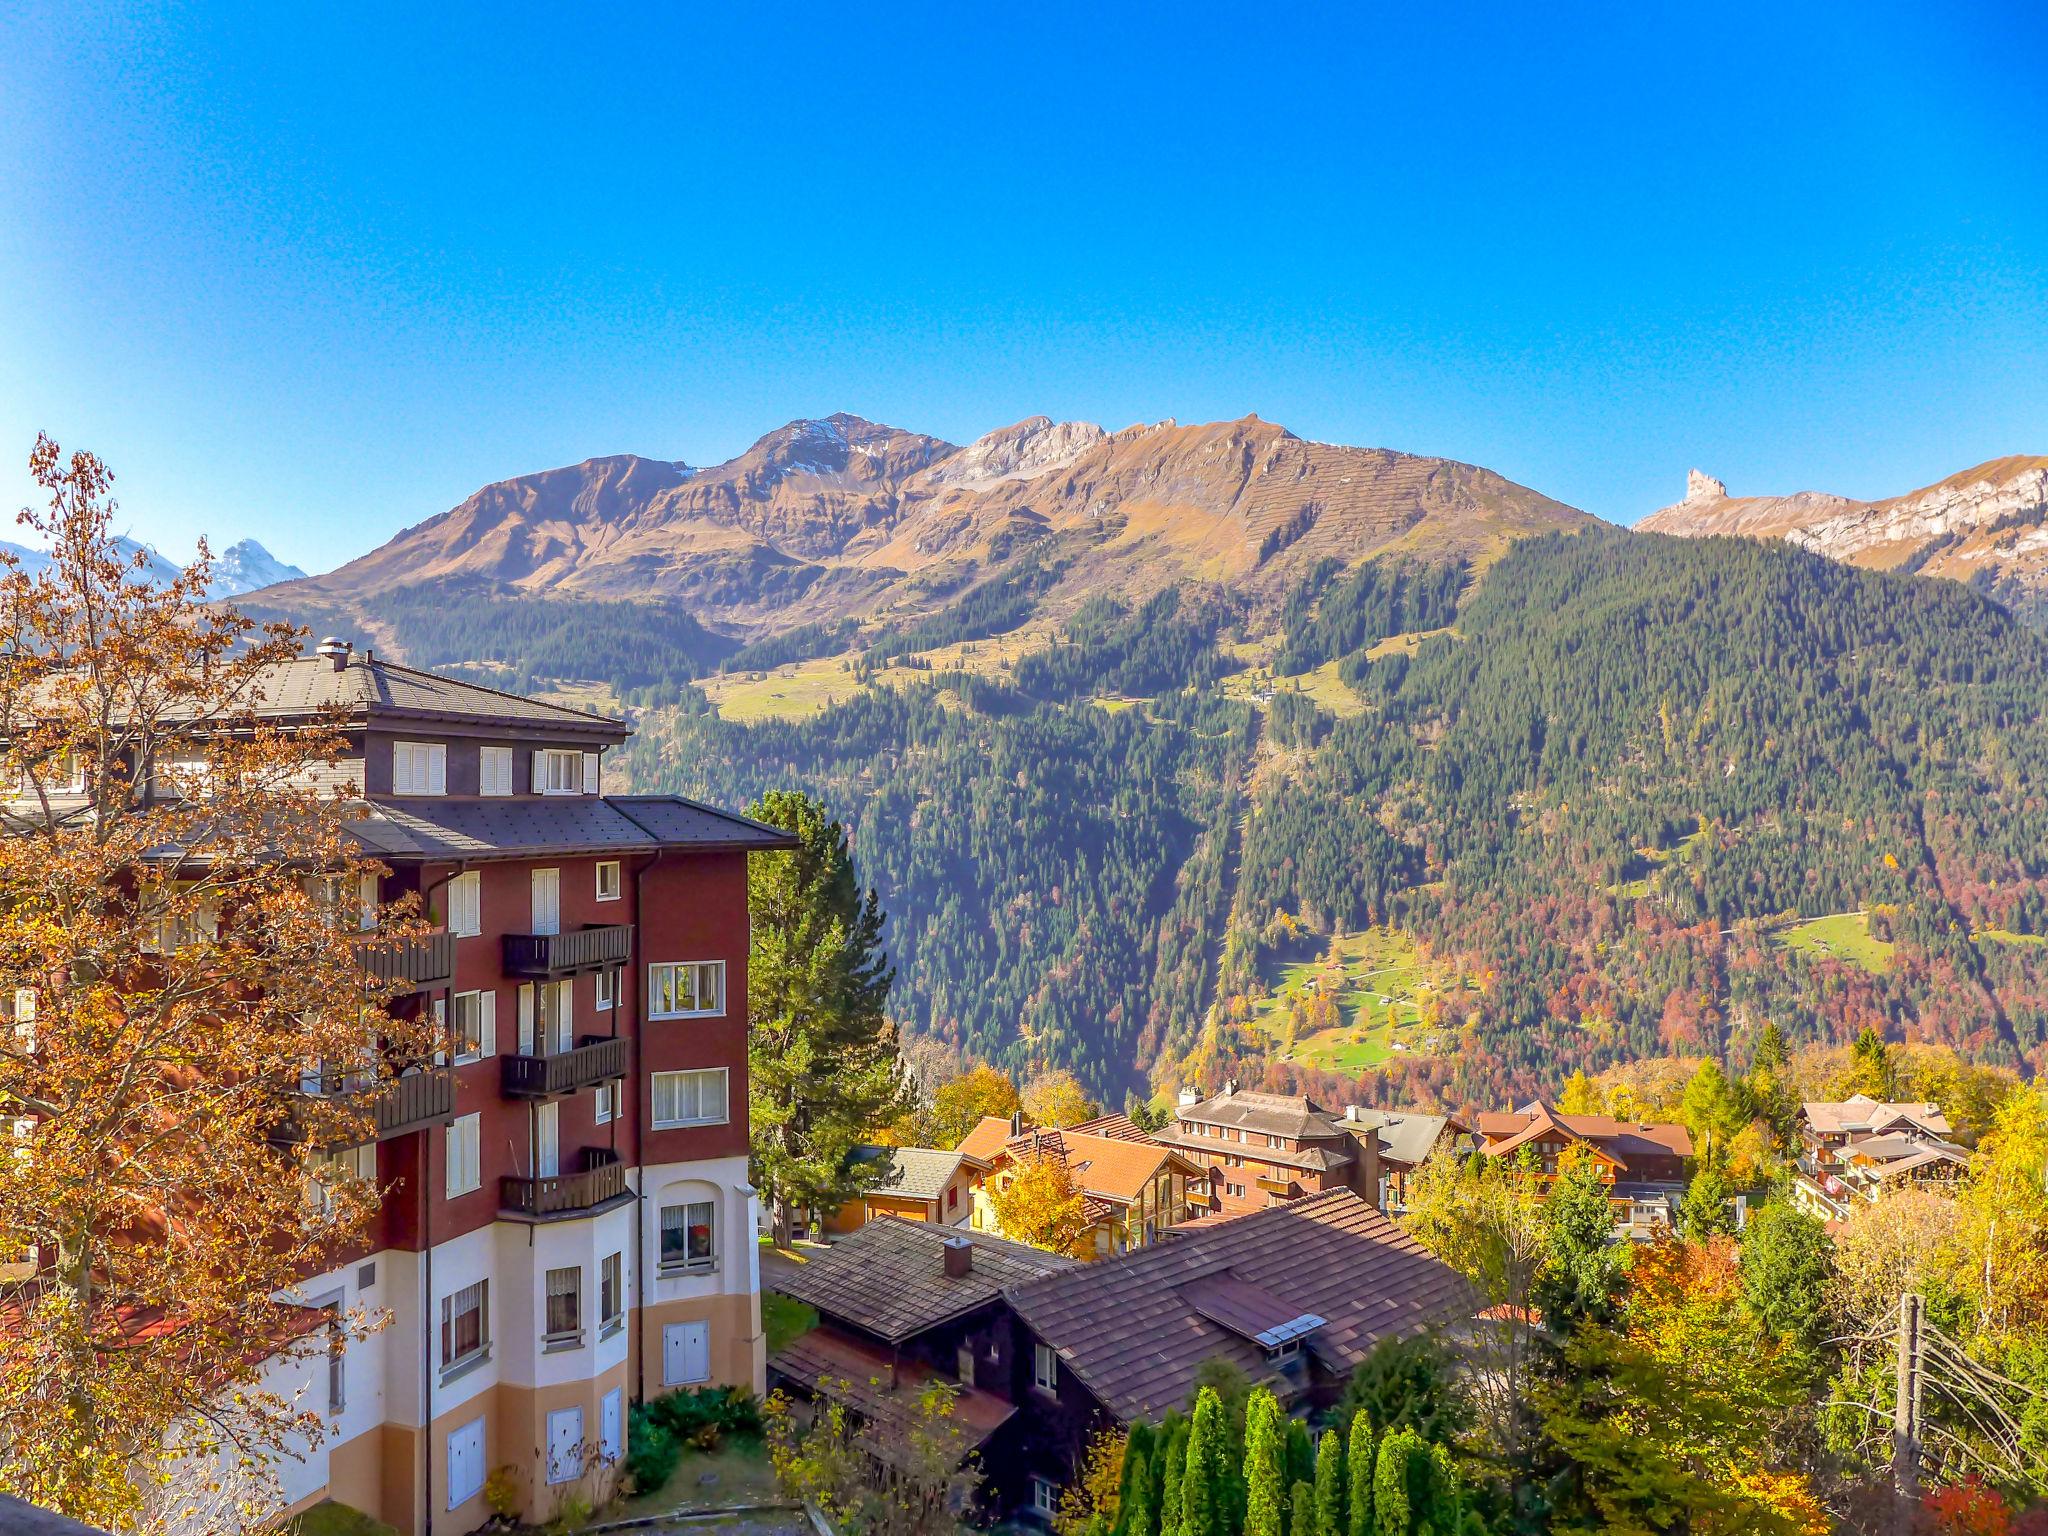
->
{"left": 501, "top": 1147, "right": 628, "bottom": 1221}
{"left": 501, "top": 924, "right": 631, "bottom": 978}
{"left": 356, "top": 930, "right": 457, "bottom": 993}
{"left": 275, "top": 1065, "right": 456, "bottom": 1144}
{"left": 499, "top": 1034, "right": 627, "bottom": 1099}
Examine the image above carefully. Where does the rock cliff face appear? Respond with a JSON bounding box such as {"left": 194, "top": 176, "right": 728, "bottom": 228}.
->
{"left": 1641, "top": 457, "right": 2048, "bottom": 621}
{"left": 258, "top": 412, "right": 1591, "bottom": 634}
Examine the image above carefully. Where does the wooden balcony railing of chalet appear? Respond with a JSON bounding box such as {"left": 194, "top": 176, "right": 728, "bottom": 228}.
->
{"left": 501, "top": 924, "right": 632, "bottom": 978}
{"left": 502, "top": 1147, "right": 627, "bottom": 1219}
{"left": 274, "top": 1065, "right": 457, "bottom": 1145}
{"left": 355, "top": 930, "right": 457, "bottom": 992}
{"left": 499, "top": 1034, "right": 628, "bottom": 1099}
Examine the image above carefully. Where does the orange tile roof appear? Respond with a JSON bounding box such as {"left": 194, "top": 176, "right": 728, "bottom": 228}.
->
{"left": 955, "top": 1115, "right": 1017, "bottom": 1163}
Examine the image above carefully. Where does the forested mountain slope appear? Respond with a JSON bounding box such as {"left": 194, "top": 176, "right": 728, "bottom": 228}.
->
{"left": 622, "top": 530, "right": 2048, "bottom": 1104}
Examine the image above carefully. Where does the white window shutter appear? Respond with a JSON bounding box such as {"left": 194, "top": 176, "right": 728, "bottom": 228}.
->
{"left": 559, "top": 981, "right": 573, "bottom": 1048}
{"left": 530, "top": 750, "right": 544, "bottom": 794}
{"left": 518, "top": 984, "right": 535, "bottom": 1056}
{"left": 582, "top": 752, "right": 599, "bottom": 795}
{"left": 428, "top": 746, "right": 446, "bottom": 796}
{"left": 480, "top": 991, "right": 496, "bottom": 1058}
{"left": 432, "top": 997, "right": 448, "bottom": 1066}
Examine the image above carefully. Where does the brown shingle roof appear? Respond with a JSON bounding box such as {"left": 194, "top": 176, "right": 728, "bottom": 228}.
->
{"left": 1475, "top": 1104, "right": 1692, "bottom": 1166}
{"left": 867, "top": 1146, "right": 975, "bottom": 1203}
{"left": 248, "top": 652, "right": 625, "bottom": 734}
{"left": 1802, "top": 1097, "right": 1952, "bottom": 1138}
{"left": 1005, "top": 1189, "right": 1474, "bottom": 1423}
{"left": 771, "top": 1330, "right": 1017, "bottom": 1462}
{"left": 768, "top": 1215, "right": 1075, "bottom": 1344}
{"left": 1177, "top": 1089, "right": 1348, "bottom": 1141}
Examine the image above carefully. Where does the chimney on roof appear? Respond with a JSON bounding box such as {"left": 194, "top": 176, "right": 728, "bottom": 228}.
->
{"left": 1010, "top": 1110, "right": 1024, "bottom": 1137}
{"left": 942, "top": 1235, "right": 972, "bottom": 1280}
{"left": 1223, "top": 1080, "right": 1238, "bottom": 1098}
{"left": 316, "top": 636, "right": 352, "bottom": 672}
{"left": 1178, "top": 1087, "right": 1200, "bottom": 1108}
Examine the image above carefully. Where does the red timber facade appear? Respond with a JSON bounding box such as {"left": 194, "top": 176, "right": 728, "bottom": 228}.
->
{"left": 245, "top": 642, "right": 791, "bottom": 1532}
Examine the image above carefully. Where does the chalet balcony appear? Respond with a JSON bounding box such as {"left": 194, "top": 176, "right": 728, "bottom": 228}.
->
{"left": 499, "top": 1034, "right": 627, "bottom": 1099}
{"left": 274, "top": 1065, "right": 456, "bottom": 1144}
{"left": 502, "top": 1147, "right": 628, "bottom": 1221}
{"left": 356, "top": 930, "right": 457, "bottom": 993}
{"left": 501, "top": 924, "right": 631, "bottom": 978}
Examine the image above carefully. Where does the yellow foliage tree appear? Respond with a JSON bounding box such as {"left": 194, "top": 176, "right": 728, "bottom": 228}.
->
{"left": 1023, "top": 1069, "right": 1099, "bottom": 1129}
{"left": 988, "top": 1156, "right": 1091, "bottom": 1257}
{"left": 0, "top": 439, "right": 434, "bottom": 1527}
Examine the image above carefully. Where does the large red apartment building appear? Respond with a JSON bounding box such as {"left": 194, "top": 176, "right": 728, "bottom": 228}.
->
{"left": 180, "top": 642, "right": 788, "bottom": 1532}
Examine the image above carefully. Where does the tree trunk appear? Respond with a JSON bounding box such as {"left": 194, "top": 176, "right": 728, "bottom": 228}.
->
{"left": 771, "top": 1195, "right": 794, "bottom": 1249}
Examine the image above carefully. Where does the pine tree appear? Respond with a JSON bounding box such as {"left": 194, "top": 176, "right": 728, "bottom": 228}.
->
{"left": 1372, "top": 1431, "right": 1412, "bottom": 1536}
{"left": 1160, "top": 1420, "right": 1190, "bottom": 1536}
{"left": 1285, "top": 1418, "right": 1314, "bottom": 1496}
{"left": 1122, "top": 1444, "right": 1156, "bottom": 1536}
{"left": 745, "top": 789, "right": 904, "bottom": 1245}
{"left": 1118, "top": 1421, "right": 1156, "bottom": 1533}
{"left": 1243, "top": 1388, "right": 1288, "bottom": 1536}
{"left": 1345, "top": 1413, "right": 1374, "bottom": 1536}
{"left": 1181, "top": 1388, "right": 1230, "bottom": 1536}
{"left": 1288, "top": 1481, "right": 1316, "bottom": 1536}
{"left": 1313, "top": 1430, "right": 1345, "bottom": 1536}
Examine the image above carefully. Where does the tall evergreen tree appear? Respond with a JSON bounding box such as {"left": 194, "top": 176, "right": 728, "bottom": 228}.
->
{"left": 1312, "top": 1430, "right": 1345, "bottom": 1536}
{"left": 1537, "top": 1153, "right": 1625, "bottom": 1332}
{"left": 1284, "top": 1417, "right": 1314, "bottom": 1497}
{"left": 745, "top": 789, "right": 904, "bottom": 1244}
{"left": 1243, "top": 1388, "right": 1289, "bottom": 1536}
{"left": 1371, "top": 1432, "right": 1412, "bottom": 1536}
{"left": 1160, "top": 1420, "right": 1190, "bottom": 1536}
{"left": 1181, "top": 1388, "right": 1230, "bottom": 1536}
{"left": 1345, "top": 1414, "right": 1375, "bottom": 1536}
{"left": 1288, "top": 1481, "right": 1316, "bottom": 1536}
{"left": 1121, "top": 1444, "right": 1155, "bottom": 1536}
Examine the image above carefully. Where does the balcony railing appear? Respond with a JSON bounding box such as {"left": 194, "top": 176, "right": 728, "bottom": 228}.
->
{"left": 356, "top": 930, "right": 457, "bottom": 992}
{"left": 499, "top": 1034, "right": 627, "bottom": 1099}
{"left": 501, "top": 924, "right": 631, "bottom": 978}
{"left": 502, "top": 1147, "right": 627, "bottom": 1220}
{"left": 275, "top": 1065, "right": 456, "bottom": 1144}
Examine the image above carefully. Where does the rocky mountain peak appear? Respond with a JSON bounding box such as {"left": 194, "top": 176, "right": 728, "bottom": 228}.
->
{"left": 918, "top": 416, "right": 1108, "bottom": 491}
{"left": 1686, "top": 469, "right": 1728, "bottom": 502}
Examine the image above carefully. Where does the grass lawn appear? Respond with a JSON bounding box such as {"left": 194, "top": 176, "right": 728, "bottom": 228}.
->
{"left": 288, "top": 1503, "right": 398, "bottom": 1536}
{"left": 1776, "top": 911, "right": 1894, "bottom": 974}
{"left": 1251, "top": 926, "right": 1451, "bottom": 1071}
{"left": 1976, "top": 927, "right": 2048, "bottom": 948}
{"left": 595, "top": 1439, "right": 783, "bottom": 1526}
{"left": 1219, "top": 658, "right": 1367, "bottom": 719}
{"left": 763, "top": 1292, "right": 817, "bottom": 1354}
{"left": 1609, "top": 823, "right": 1711, "bottom": 900}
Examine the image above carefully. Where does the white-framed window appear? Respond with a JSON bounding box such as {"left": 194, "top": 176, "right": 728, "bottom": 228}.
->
{"left": 1033, "top": 1342, "right": 1058, "bottom": 1395}
{"left": 479, "top": 745, "right": 515, "bottom": 798}
{"left": 447, "top": 1416, "right": 485, "bottom": 1509}
{"left": 600, "top": 1251, "right": 624, "bottom": 1333}
{"left": 305, "top": 1142, "right": 374, "bottom": 1215}
{"left": 446, "top": 1113, "right": 481, "bottom": 1198}
{"left": 5, "top": 988, "right": 35, "bottom": 1052}
{"left": 533, "top": 749, "right": 586, "bottom": 796}
{"left": 594, "top": 1080, "right": 617, "bottom": 1125}
{"left": 1031, "top": 1476, "right": 1059, "bottom": 1516}
{"left": 439, "top": 1279, "right": 489, "bottom": 1372}
{"left": 595, "top": 860, "right": 621, "bottom": 901}
{"left": 533, "top": 979, "right": 572, "bottom": 1055}
{"left": 531, "top": 868, "right": 560, "bottom": 936}
{"left": 544, "top": 1265, "right": 582, "bottom": 1346}
{"left": 659, "top": 1200, "right": 716, "bottom": 1273}
{"left": 393, "top": 740, "right": 447, "bottom": 796}
{"left": 447, "top": 871, "right": 481, "bottom": 937}
{"left": 651, "top": 1068, "right": 727, "bottom": 1129}
{"left": 142, "top": 880, "right": 219, "bottom": 953}
{"left": 450, "top": 990, "right": 494, "bottom": 1063}
{"left": 648, "top": 960, "right": 724, "bottom": 1020}
{"left": 595, "top": 967, "right": 616, "bottom": 1013}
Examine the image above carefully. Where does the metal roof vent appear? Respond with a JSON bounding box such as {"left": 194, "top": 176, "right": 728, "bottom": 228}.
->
{"left": 315, "top": 636, "right": 352, "bottom": 672}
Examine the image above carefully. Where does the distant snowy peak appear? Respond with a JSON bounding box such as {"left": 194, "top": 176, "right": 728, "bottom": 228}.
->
{"left": 207, "top": 539, "right": 307, "bottom": 598}
{"left": 0, "top": 534, "right": 302, "bottom": 597}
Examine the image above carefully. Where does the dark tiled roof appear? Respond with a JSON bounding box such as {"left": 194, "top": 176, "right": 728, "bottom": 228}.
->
{"left": 344, "top": 794, "right": 794, "bottom": 861}
{"left": 1177, "top": 1090, "right": 1348, "bottom": 1141}
{"left": 867, "top": 1146, "right": 974, "bottom": 1203}
{"left": 249, "top": 653, "right": 624, "bottom": 734}
{"left": 772, "top": 1329, "right": 1017, "bottom": 1462}
{"left": 769, "top": 1216, "right": 1075, "bottom": 1344}
{"left": 1340, "top": 1109, "right": 1459, "bottom": 1169}
{"left": 1005, "top": 1189, "right": 1473, "bottom": 1423}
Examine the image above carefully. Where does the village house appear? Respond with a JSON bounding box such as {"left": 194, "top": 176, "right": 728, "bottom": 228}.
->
{"left": 1335, "top": 1107, "right": 1467, "bottom": 1213}
{"left": 1157, "top": 1086, "right": 1382, "bottom": 1218}
{"left": 822, "top": 1145, "right": 987, "bottom": 1232}
{"left": 8, "top": 641, "right": 789, "bottom": 1534}
{"left": 1792, "top": 1095, "right": 1969, "bottom": 1222}
{"left": 766, "top": 1189, "right": 1473, "bottom": 1525}
{"left": 1471, "top": 1101, "right": 1693, "bottom": 1237}
{"left": 959, "top": 1113, "right": 1206, "bottom": 1258}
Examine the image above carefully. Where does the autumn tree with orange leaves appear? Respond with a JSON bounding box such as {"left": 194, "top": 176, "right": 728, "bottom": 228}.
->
{"left": 0, "top": 438, "right": 434, "bottom": 1529}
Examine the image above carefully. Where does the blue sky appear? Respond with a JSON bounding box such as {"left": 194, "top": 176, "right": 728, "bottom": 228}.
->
{"left": 2, "top": 2, "right": 2043, "bottom": 574}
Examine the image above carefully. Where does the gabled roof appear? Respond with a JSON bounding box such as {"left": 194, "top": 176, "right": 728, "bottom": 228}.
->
{"left": 1006, "top": 1189, "right": 1473, "bottom": 1423}
{"left": 1338, "top": 1109, "right": 1460, "bottom": 1169}
{"left": 993, "top": 1124, "right": 1203, "bottom": 1207}
{"left": 1069, "top": 1112, "right": 1156, "bottom": 1143}
{"left": 1475, "top": 1103, "right": 1692, "bottom": 1166}
{"left": 956, "top": 1115, "right": 1019, "bottom": 1164}
{"left": 773, "top": 1328, "right": 1018, "bottom": 1463}
{"left": 1802, "top": 1096, "right": 1952, "bottom": 1138}
{"left": 767, "top": 1215, "right": 1075, "bottom": 1344}
{"left": 1846, "top": 1132, "right": 1971, "bottom": 1170}
{"left": 247, "top": 651, "right": 625, "bottom": 735}
{"left": 1177, "top": 1089, "right": 1348, "bottom": 1141}
{"left": 865, "top": 1145, "right": 981, "bottom": 1204}
{"left": 343, "top": 793, "right": 794, "bottom": 861}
